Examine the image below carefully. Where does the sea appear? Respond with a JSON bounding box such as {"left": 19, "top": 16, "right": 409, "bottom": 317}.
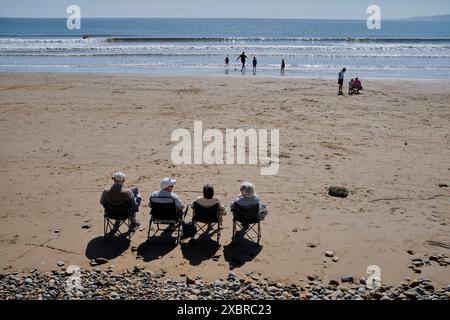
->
{"left": 0, "top": 18, "right": 449, "bottom": 78}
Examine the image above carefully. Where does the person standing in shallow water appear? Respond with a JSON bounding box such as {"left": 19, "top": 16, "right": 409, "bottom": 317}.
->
{"left": 236, "top": 52, "right": 247, "bottom": 73}
{"left": 281, "top": 59, "right": 286, "bottom": 76}
{"left": 252, "top": 57, "right": 257, "bottom": 75}
{"left": 224, "top": 56, "right": 229, "bottom": 67}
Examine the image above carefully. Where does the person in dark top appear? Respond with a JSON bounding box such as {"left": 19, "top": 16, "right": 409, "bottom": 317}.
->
{"left": 252, "top": 57, "right": 257, "bottom": 75}
{"left": 281, "top": 59, "right": 286, "bottom": 76}
{"left": 236, "top": 52, "right": 247, "bottom": 72}
{"left": 338, "top": 68, "right": 347, "bottom": 95}
{"left": 224, "top": 56, "right": 229, "bottom": 67}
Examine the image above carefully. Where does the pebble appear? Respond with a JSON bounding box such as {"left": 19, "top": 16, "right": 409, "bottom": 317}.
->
{"left": 81, "top": 224, "right": 92, "bottom": 229}
{"left": 328, "top": 186, "right": 349, "bottom": 198}
{"left": 325, "top": 251, "right": 334, "bottom": 258}
{"left": 332, "top": 257, "right": 339, "bottom": 263}
{"left": 57, "top": 261, "right": 65, "bottom": 267}
{"left": 341, "top": 276, "right": 354, "bottom": 283}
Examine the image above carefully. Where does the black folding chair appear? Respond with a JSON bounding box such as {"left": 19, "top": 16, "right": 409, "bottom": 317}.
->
{"left": 148, "top": 197, "right": 185, "bottom": 244}
{"left": 232, "top": 203, "right": 261, "bottom": 245}
{"left": 103, "top": 202, "right": 135, "bottom": 241}
{"left": 192, "top": 202, "right": 221, "bottom": 245}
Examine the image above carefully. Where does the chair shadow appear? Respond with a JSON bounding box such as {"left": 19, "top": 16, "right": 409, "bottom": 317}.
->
{"left": 85, "top": 234, "right": 130, "bottom": 261}
{"left": 135, "top": 228, "right": 178, "bottom": 262}
{"left": 180, "top": 230, "right": 221, "bottom": 266}
{"left": 223, "top": 237, "right": 262, "bottom": 268}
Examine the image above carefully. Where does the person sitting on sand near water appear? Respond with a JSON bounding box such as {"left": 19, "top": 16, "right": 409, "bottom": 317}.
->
{"left": 150, "top": 177, "right": 185, "bottom": 214}
{"left": 192, "top": 184, "right": 227, "bottom": 226}
{"left": 230, "top": 182, "right": 269, "bottom": 229}
{"left": 100, "top": 172, "right": 142, "bottom": 232}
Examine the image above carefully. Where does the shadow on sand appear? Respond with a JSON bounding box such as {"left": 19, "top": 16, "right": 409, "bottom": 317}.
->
{"left": 135, "top": 228, "right": 178, "bottom": 262}
{"left": 180, "top": 230, "right": 221, "bottom": 266}
{"left": 223, "top": 237, "right": 262, "bottom": 268}
{"left": 85, "top": 234, "right": 130, "bottom": 261}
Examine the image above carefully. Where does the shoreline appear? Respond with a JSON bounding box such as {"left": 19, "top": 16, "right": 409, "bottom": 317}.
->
{"left": 1, "top": 71, "right": 450, "bottom": 81}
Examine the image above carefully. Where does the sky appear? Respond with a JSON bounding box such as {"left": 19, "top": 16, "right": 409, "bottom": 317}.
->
{"left": 0, "top": 0, "right": 449, "bottom": 19}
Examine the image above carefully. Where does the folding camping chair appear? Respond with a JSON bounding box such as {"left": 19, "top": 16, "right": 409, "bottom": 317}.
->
{"left": 147, "top": 197, "right": 185, "bottom": 244}
{"left": 232, "top": 203, "right": 261, "bottom": 245}
{"left": 103, "top": 202, "right": 135, "bottom": 241}
{"left": 192, "top": 202, "right": 221, "bottom": 245}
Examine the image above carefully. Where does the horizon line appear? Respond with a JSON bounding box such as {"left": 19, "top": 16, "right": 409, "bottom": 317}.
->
{"left": 0, "top": 15, "right": 448, "bottom": 21}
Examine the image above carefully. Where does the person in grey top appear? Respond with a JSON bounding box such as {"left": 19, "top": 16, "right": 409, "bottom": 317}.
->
{"left": 230, "top": 182, "right": 268, "bottom": 223}
{"left": 149, "top": 177, "right": 184, "bottom": 213}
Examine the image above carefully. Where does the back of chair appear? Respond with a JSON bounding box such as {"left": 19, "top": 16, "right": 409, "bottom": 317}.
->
{"left": 104, "top": 202, "right": 133, "bottom": 220}
{"left": 233, "top": 203, "right": 260, "bottom": 224}
{"left": 150, "top": 197, "right": 179, "bottom": 221}
{"left": 193, "top": 202, "right": 219, "bottom": 224}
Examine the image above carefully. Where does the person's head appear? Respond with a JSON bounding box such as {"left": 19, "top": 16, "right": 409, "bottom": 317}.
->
{"left": 240, "top": 181, "right": 255, "bottom": 199}
{"left": 355, "top": 77, "right": 359, "bottom": 81}
{"left": 242, "top": 52, "right": 245, "bottom": 54}
{"left": 160, "top": 177, "right": 176, "bottom": 192}
{"left": 112, "top": 172, "right": 126, "bottom": 185}
{"left": 351, "top": 79, "right": 354, "bottom": 81}
{"left": 282, "top": 59, "right": 285, "bottom": 62}
{"left": 342, "top": 68, "right": 347, "bottom": 72}
{"left": 203, "top": 184, "right": 215, "bottom": 199}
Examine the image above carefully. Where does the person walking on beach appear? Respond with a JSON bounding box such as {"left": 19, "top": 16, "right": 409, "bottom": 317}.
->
{"left": 224, "top": 56, "right": 229, "bottom": 67}
{"left": 252, "top": 57, "right": 257, "bottom": 75}
{"left": 281, "top": 59, "right": 286, "bottom": 76}
{"left": 236, "top": 52, "right": 247, "bottom": 72}
{"left": 338, "top": 68, "right": 346, "bottom": 95}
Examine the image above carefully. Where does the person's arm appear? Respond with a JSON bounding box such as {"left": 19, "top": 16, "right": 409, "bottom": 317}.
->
{"left": 173, "top": 194, "right": 185, "bottom": 210}
{"left": 100, "top": 190, "right": 106, "bottom": 206}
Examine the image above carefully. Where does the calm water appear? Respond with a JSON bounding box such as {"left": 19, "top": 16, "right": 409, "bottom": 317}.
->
{"left": 0, "top": 18, "right": 449, "bottom": 78}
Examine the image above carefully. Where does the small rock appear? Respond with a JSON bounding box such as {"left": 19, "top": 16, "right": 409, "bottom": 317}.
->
{"left": 54, "top": 230, "right": 60, "bottom": 234}
{"left": 24, "top": 278, "right": 33, "bottom": 284}
{"left": 341, "top": 275, "right": 353, "bottom": 283}
{"left": 360, "top": 277, "right": 367, "bottom": 285}
{"left": 429, "top": 255, "right": 439, "bottom": 262}
{"left": 187, "top": 294, "right": 198, "bottom": 300}
{"left": 409, "top": 279, "right": 421, "bottom": 288}
{"left": 328, "top": 187, "right": 349, "bottom": 198}
{"left": 186, "top": 276, "right": 195, "bottom": 285}
{"left": 95, "top": 257, "right": 109, "bottom": 265}
{"left": 412, "top": 268, "right": 422, "bottom": 274}
{"left": 325, "top": 251, "right": 334, "bottom": 258}
{"left": 438, "top": 184, "right": 448, "bottom": 188}
{"left": 332, "top": 257, "right": 339, "bottom": 263}
{"left": 407, "top": 250, "right": 415, "bottom": 255}
{"left": 329, "top": 280, "right": 339, "bottom": 286}
{"left": 81, "top": 224, "right": 92, "bottom": 230}
{"left": 57, "top": 261, "right": 65, "bottom": 267}
{"left": 307, "top": 275, "right": 316, "bottom": 281}
{"left": 131, "top": 246, "right": 138, "bottom": 252}
{"left": 404, "top": 290, "right": 417, "bottom": 299}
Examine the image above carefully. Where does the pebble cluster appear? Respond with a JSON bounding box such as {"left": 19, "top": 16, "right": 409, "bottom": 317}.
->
{"left": 1, "top": 267, "right": 449, "bottom": 300}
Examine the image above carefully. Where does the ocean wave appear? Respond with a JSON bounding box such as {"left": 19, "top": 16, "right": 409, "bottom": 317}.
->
{"left": 105, "top": 36, "right": 450, "bottom": 43}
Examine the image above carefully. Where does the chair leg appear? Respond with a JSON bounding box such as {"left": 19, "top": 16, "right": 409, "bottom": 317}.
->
{"left": 257, "top": 221, "right": 261, "bottom": 245}
{"left": 232, "top": 221, "right": 236, "bottom": 241}
{"left": 217, "top": 223, "right": 220, "bottom": 245}
{"left": 147, "top": 218, "right": 153, "bottom": 242}
{"left": 104, "top": 217, "right": 108, "bottom": 240}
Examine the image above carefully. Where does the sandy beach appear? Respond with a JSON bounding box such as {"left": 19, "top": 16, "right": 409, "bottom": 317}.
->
{"left": 0, "top": 72, "right": 449, "bottom": 288}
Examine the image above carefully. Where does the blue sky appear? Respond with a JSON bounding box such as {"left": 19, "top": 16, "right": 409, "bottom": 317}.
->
{"left": 1, "top": 0, "right": 449, "bottom": 19}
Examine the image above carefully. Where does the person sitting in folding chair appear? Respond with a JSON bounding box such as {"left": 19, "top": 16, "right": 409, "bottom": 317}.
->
{"left": 188, "top": 184, "right": 227, "bottom": 244}
{"left": 192, "top": 184, "right": 226, "bottom": 227}
{"left": 230, "top": 182, "right": 268, "bottom": 244}
{"left": 148, "top": 177, "right": 186, "bottom": 243}
{"left": 149, "top": 177, "right": 184, "bottom": 213}
{"left": 100, "top": 172, "right": 141, "bottom": 235}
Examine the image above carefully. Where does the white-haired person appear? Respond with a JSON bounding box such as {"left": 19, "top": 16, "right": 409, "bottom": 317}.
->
{"left": 100, "top": 172, "right": 142, "bottom": 232}
{"left": 230, "top": 182, "right": 269, "bottom": 228}
{"left": 150, "top": 177, "right": 185, "bottom": 214}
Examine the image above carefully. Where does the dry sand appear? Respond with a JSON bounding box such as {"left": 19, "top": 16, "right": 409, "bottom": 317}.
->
{"left": 0, "top": 72, "right": 449, "bottom": 286}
